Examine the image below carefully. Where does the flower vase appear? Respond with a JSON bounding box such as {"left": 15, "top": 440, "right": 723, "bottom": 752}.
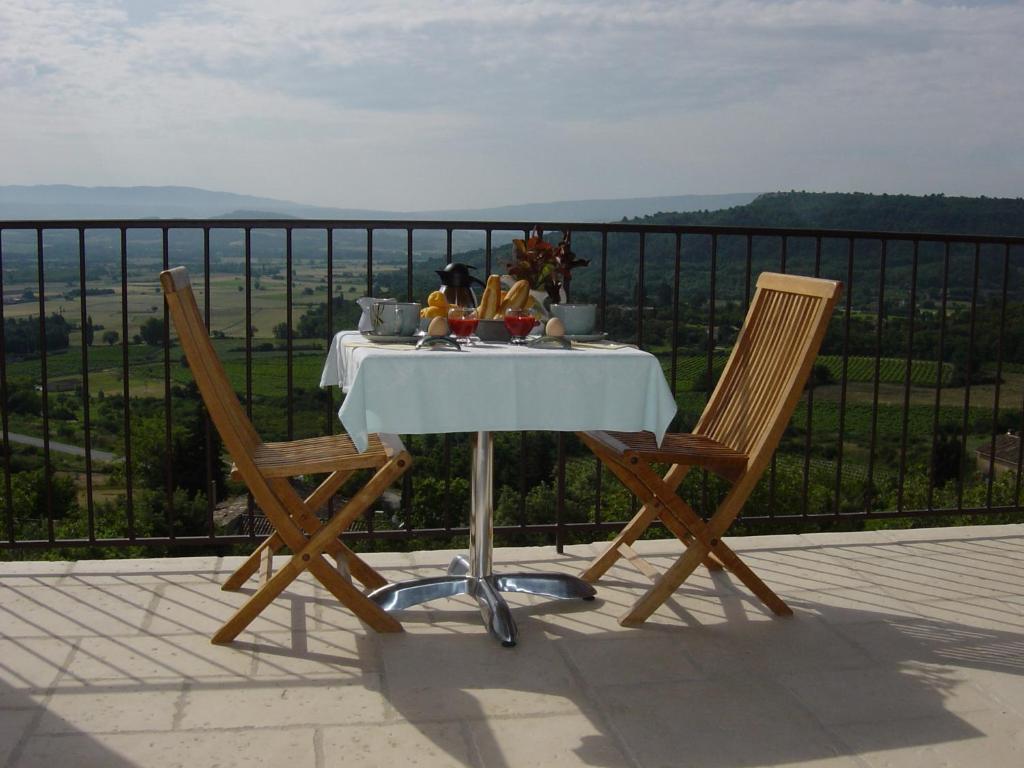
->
{"left": 530, "top": 287, "right": 566, "bottom": 320}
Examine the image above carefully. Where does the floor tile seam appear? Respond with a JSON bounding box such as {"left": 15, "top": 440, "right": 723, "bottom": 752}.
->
{"left": 313, "top": 726, "right": 325, "bottom": 768}
{"left": 45, "top": 673, "right": 383, "bottom": 693}
{"left": 458, "top": 718, "right": 487, "bottom": 768}
{"left": 812, "top": 723, "right": 900, "bottom": 768}
{"left": 32, "top": 721, "right": 388, "bottom": 738}
{"left": 45, "top": 675, "right": 267, "bottom": 688}
{"left": 749, "top": 668, "right": 882, "bottom": 756}
{"left": 856, "top": 561, "right": 1024, "bottom": 580}
{"left": 959, "top": 678, "right": 1024, "bottom": 720}
{"left": 171, "top": 681, "right": 189, "bottom": 730}
{"left": 371, "top": 706, "right": 590, "bottom": 727}
{"left": 847, "top": 569, "right": 1024, "bottom": 590}
{"left": 870, "top": 584, "right": 1024, "bottom": 603}
{"left": 138, "top": 582, "right": 165, "bottom": 634}
{"left": 4, "top": 639, "right": 80, "bottom": 768}
{"left": 809, "top": 703, "right": 1005, "bottom": 730}
{"left": 550, "top": 641, "right": 645, "bottom": 768}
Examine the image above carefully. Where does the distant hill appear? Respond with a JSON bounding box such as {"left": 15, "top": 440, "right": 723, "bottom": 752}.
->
{"left": 0, "top": 185, "right": 758, "bottom": 223}
{"left": 635, "top": 191, "right": 1024, "bottom": 237}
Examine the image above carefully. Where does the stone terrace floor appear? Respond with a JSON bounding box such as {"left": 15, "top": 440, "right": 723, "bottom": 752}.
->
{"left": 1, "top": 524, "right": 1023, "bottom": 767}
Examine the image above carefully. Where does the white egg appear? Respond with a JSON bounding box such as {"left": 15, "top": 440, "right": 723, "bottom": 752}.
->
{"left": 545, "top": 317, "right": 566, "bottom": 337}
{"left": 427, "top": 316, "right": 449, "bottom": 337}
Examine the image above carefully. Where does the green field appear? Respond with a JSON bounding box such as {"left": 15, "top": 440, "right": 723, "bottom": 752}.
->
{"left": 659, "top": 352, "right": 957, "bottom": 393}
{"left": 0, "top": 261, "right": 396, "bottom": 347}
{"left": 817, "top": 355, "right": 954, "bottom": 387}
{"left": 5, "top": 339, "right": 330, "bottom": 399}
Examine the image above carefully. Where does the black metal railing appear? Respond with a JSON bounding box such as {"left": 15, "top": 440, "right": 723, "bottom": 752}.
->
{"left": 0, "top": 218, "right": 1022, "bottom": 554}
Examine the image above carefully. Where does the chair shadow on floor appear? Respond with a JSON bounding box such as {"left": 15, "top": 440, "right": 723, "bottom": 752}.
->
{"left": 266, "top": 549, "right": 1021, "bottom": 768}
{"left": 3, "top": 539, "right": 1023, "bottom": 767}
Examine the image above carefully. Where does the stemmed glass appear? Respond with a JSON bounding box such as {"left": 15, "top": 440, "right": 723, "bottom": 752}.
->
{"left": 448, "top": 306, "right": 479, "bottom": 345}
{"left": 503, "top": 307, "right": 538, "bottom": 344}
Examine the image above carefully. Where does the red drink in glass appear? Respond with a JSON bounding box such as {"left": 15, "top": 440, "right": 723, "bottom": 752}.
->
{"left": 503, "top": 311, "right": 537, "bottom": 342}
{"left": 449, "top": 316, "right": 479, "bottom": 338}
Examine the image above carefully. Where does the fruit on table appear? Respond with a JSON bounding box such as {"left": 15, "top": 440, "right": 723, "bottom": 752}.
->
{"left": 428, "top": 316, "right": 449, "bottom": 336}
{"left": 420, "top": 305, "right": 446, "bottom": 319}
{"left": 427, "top": 316, "right": 449, "bottom": 337}
{"left": 545, "top": 317, "right": 566, "bottom": 337}
{"left": 427, "top": 291, "right": 449, "bottom": 310}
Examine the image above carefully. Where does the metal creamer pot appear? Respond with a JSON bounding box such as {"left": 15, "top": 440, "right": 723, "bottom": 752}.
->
{"left": 436, "top": 263, "right": 485, "bottom": 308}
{"left": 356, "top": 297, "right": 395, "bottom": 332}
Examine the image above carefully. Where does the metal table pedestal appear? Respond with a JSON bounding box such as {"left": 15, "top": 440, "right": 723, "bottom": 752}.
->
{"left": 367, "top": 431, "right": 596, "bottom": 646}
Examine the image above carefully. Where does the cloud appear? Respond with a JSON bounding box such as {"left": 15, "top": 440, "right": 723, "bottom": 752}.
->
{"left": 1, "top": 1, "right": 1021, "bottom": 208}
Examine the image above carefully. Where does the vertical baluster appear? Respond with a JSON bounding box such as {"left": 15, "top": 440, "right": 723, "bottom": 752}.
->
{"left": 203, "top": 227, "right": 215, "bottom": 536}
{"left": 407, "top": 228, "right": 414, "bottom": 301}
{"left": 36, "top": 229, "right": 54, "bottom": 540}
{"left": 286, "top": 227, "right": 294, "bottom": 441}
{"left": 0, "top": 230, "right": 13, "bottom": 542}
{"left": 244, "top": 227, "right": 254, "bottom": 536}
{"left": 599, "top": 229, "right": 609, "bottom": 330}
{"left": 403, "top": 228, "right": 415, "bottom": 533}
{"left": 595, "top": 229, "right": 608, "bottom": 524}
{"left": 556, "top": 432, "right": 566, "bottom": 553}
{"left": 78, "top": 228, "right": 95, "bottom": 541}
{"left": 865, "top": 240, "right": 887, "bottom": 514}
{"left": 326, "top": 228, "right": 335, "bottom": 435}
{"left": 985, "top": 244, "right": 1010, "bottom": 507}
{"left": 928, "top": 242, "right": 951, "bottom": 511}
{"left": 703, "top": 234, "right": 717, "bottom": 517}
{"left": 957, "top": 243, "right": 980, "bottom": 511}
{"left": 120, "top": 227, "right": 134, "bottom": 537}
{"left": 801, "top": 237, "right": 822, "bottom": 518}
{"left": 896, "top": 240, "right": 919, "bottom": 512}
{"left": 744, "top": 234, "right": 752, "bottom": 310}
{"left": 484, "top": 229, "right": 492, "bottom": 276}
{"left": 636, "top": 232, "right": 645, "bottom": 347}
{"left": 833, "top": 238, "right": 854, "bottom": 517}
{"left": 162, "top": 227, "right": 174, "bottom": 537}
{"left": 669, "top": 233, "right": 681, "bottom": 399}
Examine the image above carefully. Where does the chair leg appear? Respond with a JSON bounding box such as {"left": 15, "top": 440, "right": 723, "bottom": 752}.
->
{"left": 260, "top": 544, "right": 274, "bottom": 585}
{"left": 213, "top": 551, "right": 399, "bottom": 644}
{"left": 633, "top": 461, "right": 792, "bottom": 619}
{"left": 213, "top": 454, "right": 410, "bottom": 644}
{"left": 584, "top": 447, "right": 722, "bottom": 576}
{"left": 310, "top": 556, "right": 401, "bottom": 632}
{"left": 581, "top": 502, "right": 660, "bottom": 582}
{"left": 621, "top": 540, "right": 708, "bottom": 626}
{"left": 701, "top": 539, "right": 792, "bottom": 616}
{"left": 223, "top": 533, "right": 282, "bottom": 591}
{"left": 222, "top": 469, "right": 387, "bottom": 592}
{"left": 223, "top": 531, "right": 386, "bottom": 592}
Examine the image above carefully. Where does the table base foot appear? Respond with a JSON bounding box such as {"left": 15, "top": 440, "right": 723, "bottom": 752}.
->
{"left": 368, "top": 566, "right": 596, "bottom": 647}
{"left": 368, "top": 576, "right": 470, "bottom": 612}
{"left": 495, "top": 573, "right": 597, "bottom": 601}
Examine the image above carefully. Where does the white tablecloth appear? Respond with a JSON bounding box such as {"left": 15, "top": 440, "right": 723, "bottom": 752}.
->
{"left": 320, "top": 331, "right": 677, "bottom": 451}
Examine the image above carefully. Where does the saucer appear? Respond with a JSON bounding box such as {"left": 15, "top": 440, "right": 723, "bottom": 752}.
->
{"left": 361, "top": 331, "right": 420, "bottom": 344}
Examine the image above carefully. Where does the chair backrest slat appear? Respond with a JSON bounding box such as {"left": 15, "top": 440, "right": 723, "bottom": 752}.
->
{"left": 695, "top": 272, "right": 841, "bottom": 476}
{"left": 160, "top": 268, "right": 262, "bottom": 462}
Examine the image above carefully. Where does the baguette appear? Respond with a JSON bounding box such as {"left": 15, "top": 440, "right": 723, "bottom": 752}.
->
{"left": 477, "top": 275, "right": 501, "bottom": 318}
{"left": 500, "top": 279, "right": 530, "bottom": 312}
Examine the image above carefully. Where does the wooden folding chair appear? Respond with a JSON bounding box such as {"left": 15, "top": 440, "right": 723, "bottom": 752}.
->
{"left": 160, "top": 267, "right": 410, "bottom": 644}
{"left": 579, "top": 272, "right": 842, "bottom": 626}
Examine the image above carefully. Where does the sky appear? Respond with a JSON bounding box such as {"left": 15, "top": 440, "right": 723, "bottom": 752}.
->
{"left": 1, "top": 0, "right": 1022, "bottom": 210}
